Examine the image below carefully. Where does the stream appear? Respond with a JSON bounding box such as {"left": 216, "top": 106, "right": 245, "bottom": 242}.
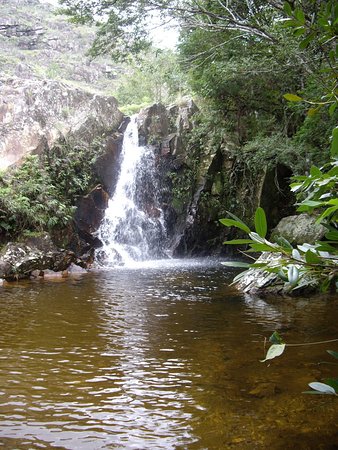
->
{"left": 0, "top": 259, "right": 337, "bottom": 449}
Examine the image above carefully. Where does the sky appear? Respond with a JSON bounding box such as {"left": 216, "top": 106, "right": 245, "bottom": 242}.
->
{"left": 40, "top": 0, "right": 178, "bottom": 49}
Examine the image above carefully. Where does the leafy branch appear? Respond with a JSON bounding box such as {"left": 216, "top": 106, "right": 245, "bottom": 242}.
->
{"left": 220, "top": 199, "right": 338, "bottom": 293}
{"left": 261, "top": 331, "right": 338, "bottom": 395}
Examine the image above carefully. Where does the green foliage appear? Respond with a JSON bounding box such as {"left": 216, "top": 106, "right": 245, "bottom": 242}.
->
{"left": 58, "top": 0, "right": 283, "bottom": 61}
{"left": 180, "top": 28, "right": 304, "bottom": 141}
{"left": 44, "top": 136, "right": 105, "bottom": 205}
{"left": 282, "top": 0, "right": 337, "bottom": 108}
{"left": 291, "top": 158, "right": 338, "bottom": 225}
{"left": 219, "top": 0, "right": 337, "bottom": 294}
{"left": 220, "top": 185, "right": 338, "bottom": 292}
{"left": 0, "top": 156, "right": 74, "bottom": 237}
{"left": 114, "top": 48, "right": 188, "bottom": 110}
{"left": 167, "top": 168, "right": 195, "bottom": 214}
{"left": 0, "top": 137, "right": 106, "bottom": 239}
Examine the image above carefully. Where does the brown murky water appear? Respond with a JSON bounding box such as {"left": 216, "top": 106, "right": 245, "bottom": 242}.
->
{"left": 0, "top": 259, "right": 337, "bottom": 449}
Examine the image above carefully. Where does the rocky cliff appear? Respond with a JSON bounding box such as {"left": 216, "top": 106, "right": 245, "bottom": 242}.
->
{"left": 0, "top": 76, "right": 123, "bottom": 169}
{"left": 0, "top": 75, "right": 126, "bottom": 279}
{"left": 0, "top": 0, "right": 118, "bottom": 93}
{"left": 136, "top": 101, "right": 296, "bottom": 257}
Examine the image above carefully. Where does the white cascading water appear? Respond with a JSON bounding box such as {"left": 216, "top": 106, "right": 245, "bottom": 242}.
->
{"left": 96, "top": 116, "right": 168, "bottom": 266}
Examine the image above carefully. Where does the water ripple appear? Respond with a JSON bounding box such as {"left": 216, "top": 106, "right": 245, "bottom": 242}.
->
{"left": 0, "top": 261, "right": 337, "bottom": 449}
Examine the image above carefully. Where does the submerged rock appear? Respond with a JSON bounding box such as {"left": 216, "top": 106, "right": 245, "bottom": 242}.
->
{"left": 248, "top": 382, "right": 280, "bottom": 398}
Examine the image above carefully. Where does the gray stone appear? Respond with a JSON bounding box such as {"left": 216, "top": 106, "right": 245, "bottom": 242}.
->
{"left": 0, "top": 77, "right": 123, "bottom": 170}
{"left": 0, "top": 233, "right": 86, "bottom": 280}
{"left": 236, "top": 252, "right": 319, "bottom": 296}
{"left": 74, "top": 185, "right": 109, "bottom": 249}
{"left": 271, "top": 213, "right": 326, "bottom": 245}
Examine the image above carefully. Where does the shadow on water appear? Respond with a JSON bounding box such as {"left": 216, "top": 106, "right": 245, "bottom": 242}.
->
{"left": 0, "top": 258, "right": 337, "bottom": 449}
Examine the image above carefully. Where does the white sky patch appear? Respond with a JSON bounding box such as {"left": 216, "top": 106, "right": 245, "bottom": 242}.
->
{"left": 147, "top": 13, "right": 179, "bottom": 50}
{"left": 39, "top": 0, "right": 179, "bottom": 50}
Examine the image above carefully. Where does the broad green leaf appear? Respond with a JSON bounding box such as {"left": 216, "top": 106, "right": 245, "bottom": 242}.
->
{"left": 277, "top": 269, "right": 288, "bottom": 281}
{"left": 327, "top": 350, "right": 338, "bottom": 360}
{"left": 310, "top": 166, "right": 322, "bottom": 177}
{"left": 223, "top": 239, "right": 254, "bottom": 245}
{"left": 298, "top": 200, "right": 323, "bottom": 208}
{"left": 300, "top": 33, "right": 315, "bottom": 49}
{"left": 316, "top": 242, "right": 337, "bottom": 252}
{"left": 269, "top": 331, "right": 284, "bottom": 345}
{"left": 290, "top": 182, "right": 303, "bottom": 192}
{"left": 308, "top": 382, "right": 336, "bottom": 394}
{"left": 284, "top": 93, "right": 303, "bottom": 102}
{"left": 261, "top": 344, "right": 286, "bottom": 362}
{"left": 329, "top": 103, "right": 337, "bottom": 116}
{"left": 320, "top": 277, "right": 331, "bottom": 293}
{"left": 288, "top": 265, "right": 299, "bottom": 284}
{"left": 327, "top": 198, "right": 338, "bottom": 206}
{"left": 254, "top": 207, "right": 267, "bottom": 238}
{"left": 219, "top": 218, "right": 251, "bottom": 233}
{"left": 293, "top": 26, "right": 306, "bottom": 37}
{"left": 283, "top": 1, "right": 292, "bottom": 16}
{"left": 305, "top": 250, "right": 321, "bottom": 264}
{"left": 250, "top": 262, "right": 270, "bottom": 268}
{"left": 221, "top": 261, "right": 250, "bottom": 268}
{"left": 273, "top": 236, "right": 293, "bottom": 251}
{"left": 328, "top": 165, "right": 338, "bottom": 176}
{"left": 248, "top": 231, "right": 262, "bottom": 242}
{"left": 307, "top": 106, "right": 319, "bottom": 116}
{"left": 282, "top": 18, "right": 298, "bottom": 27}
{"left": 331, "top": 127, "right": 338, "bottom": 156}
{"left": 329, "top": 49, "right": 336, "bottom": 64}
{"left": 225, "top": 211, "right": 248, "bottom": 227}
{"left": 297, "top": 205, "right": 311, "bottom": 212}
{"left": 315, "top": 205, "right": 338, "bottom": 224}
{"left": 294, "top": 8, "right": 305, "bottom": 24}
{"left": 323, "top": 378, "right": 338, "bottom": 393}
{"left": 246, "top": 243, "right": 275, "bottom": 252}
{"left": 324, "top": 231, "right": 338, "bottom": 241}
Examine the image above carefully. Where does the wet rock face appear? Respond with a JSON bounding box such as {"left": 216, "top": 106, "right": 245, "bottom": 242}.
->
{"left": 136, "top": 102, "right": 297, "bottom": 259}
{"left": 0, "top": 233, "right": 85, "bottom": 281}
{"left": 0, "top": 76, "right": 124, "bottom": 170}
{"left": 137, "top": 103, "right": 169, "bottom": 146}
{"left": 135, "top": 100, "right": 203, "bottom": 254}
{"left": 73, "top": 185, "right": 110, "bottom": 250}
{"left": 94, "top": 118, "right": 130, "bottom": 195}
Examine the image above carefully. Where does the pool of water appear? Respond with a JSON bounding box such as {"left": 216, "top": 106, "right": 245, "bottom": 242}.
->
{"left": 0, "top": 258, "right": 337, "bottom": 449}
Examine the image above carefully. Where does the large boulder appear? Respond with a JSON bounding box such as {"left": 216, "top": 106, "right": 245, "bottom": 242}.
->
{"left": 271, "top": 213, "right": 326, "bottom": 245}
{"left": 0, "top": 76, "right": 124, "bottom": 170}
{"left": 0, "top": 233, "right": 85, "bottom": 281}
{"left": 236, "top": 253, "right": 319, "bottom": 297}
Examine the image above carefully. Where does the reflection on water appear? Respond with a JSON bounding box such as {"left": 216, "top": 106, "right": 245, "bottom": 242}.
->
{"left": 0, "top": 259, "right": 337, "bottom": 449}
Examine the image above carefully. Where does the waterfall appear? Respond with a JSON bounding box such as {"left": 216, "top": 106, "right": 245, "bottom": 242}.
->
{"left": 96, "top": 116, "right": 168, "bottom": 266}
